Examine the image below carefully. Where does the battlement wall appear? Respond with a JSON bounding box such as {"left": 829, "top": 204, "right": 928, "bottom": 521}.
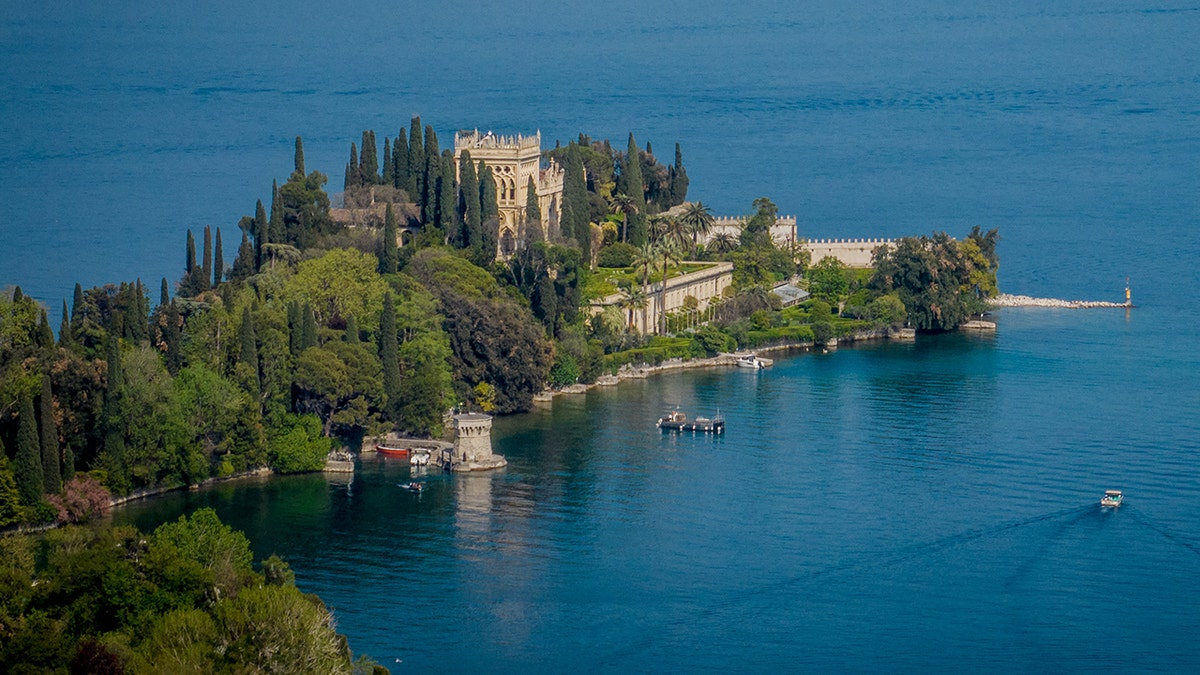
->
{"left": 804, "top": 238, "right": 895, "bottom": 268}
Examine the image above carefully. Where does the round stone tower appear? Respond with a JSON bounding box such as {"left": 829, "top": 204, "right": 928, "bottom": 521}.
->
{"left": 451, "top": 413, "right": 506, "bottom": 471}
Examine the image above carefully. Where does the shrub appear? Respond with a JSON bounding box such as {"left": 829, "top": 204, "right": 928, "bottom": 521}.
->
{"left": 690, "top": 325, "right": 736, "bottom": 356}
{"left": 549, "top": 353, "right": 580, "bottom": 387}
{"left": 811, "top": 322, "right": 834, "bottom": 344}
{"left": 268, "top": 414, "right": 332, "bottom": 474}
{"left": 596, "top": 242, "right": 638, "bottom": 268}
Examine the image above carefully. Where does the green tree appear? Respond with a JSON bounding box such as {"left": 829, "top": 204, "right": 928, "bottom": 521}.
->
{"left": 0, "top": 451, "right": 22, "bottom": 527}
{"left": 436, "top": 150, "right": 456, "bottom": 238}
{"left": 871, "top": 231, "right": 976, "bottom": 331}
{"left": 39, "top": 373, "right": 61, "bottom": 494}
{"left": 379, "top": 292, "right": 401, "bottom": 423}
{"left": 458, "top": 150, "right": 481, "bottom": 249}
{"left": 345, "top": 142, "right": 359, "bottom": 191}
{"left": 282, "top": 248, "right": 389, "bottom": 330}
{"left": 213, "top": 227, "right": 224, "bottom": 286}
{"left": 231, "top": 231, "right": 256, "bottom": 281}
{"left": 525, "top": 176, "right": 543, "bottom": 243}
{"left": 407, "top": 116, "right": 424, "bottom": 200}
{"left": 394, "top": 127, "right": 410, "bottom": 192}
{"left": 382, "top": 136, "right": 393, "bottom": 187}
{"left": 807, "top": 257, "right": 850, "bottom": 305}
{"left": 238, "top": 306, "right": 259, "bottom": 393}
{"left": 293, "top": 343, "right": 383, "bottom": 437}
{"left": 293, "top": 136, "right": 305, "bottom": 177}
{"left": 380, "top": 203, "right": 399, "bottom": 275}
{"left": 202, "top": 225, "right": 213, "bottom": 291}
{"left": 14, "top": 394, "right": 43, "bottom": 506}
{"left": 360, "top": 130, "right": 378, "bottom": 185}
{"left": 619, "top": 133, "right": 648, "bottom": 245}
{"left": 669, "top": 142, "right": 689, "bottom": 205}
{"left": 268, "top": 180, "right": 284, "bottom": 246}
{"left": 267, "top": 413, "right": 332, "bottom": 473}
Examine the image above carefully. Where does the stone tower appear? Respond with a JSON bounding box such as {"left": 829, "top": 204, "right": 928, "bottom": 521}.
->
{"left": 451, "top": 413, "right": 506, "bottom": 471}
{"left": 453, "top": 130, "right": 564, "bottom": 258}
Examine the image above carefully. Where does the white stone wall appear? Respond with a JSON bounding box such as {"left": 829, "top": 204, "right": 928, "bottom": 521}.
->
{"left": 804, "top": 238, "right": 894, "bottom": 268}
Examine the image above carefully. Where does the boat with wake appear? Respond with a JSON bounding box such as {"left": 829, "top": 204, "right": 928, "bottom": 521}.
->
{"left": 398, "top": 481, "right": 425, "bottom": 493}
{"left": 1100, "top": 489, "right": 1123, "bottom": 508}
{"left": 657, "top": 409, "right": 725, "bottom": 434}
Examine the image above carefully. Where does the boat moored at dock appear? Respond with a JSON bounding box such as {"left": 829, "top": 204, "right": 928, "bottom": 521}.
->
{"left": 376, "top": 445, "right": 411, "bottom": 458}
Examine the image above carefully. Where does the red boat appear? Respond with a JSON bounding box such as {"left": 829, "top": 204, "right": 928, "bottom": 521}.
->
{"left": 375, "top": 445, "right": 411, "bottom": 458}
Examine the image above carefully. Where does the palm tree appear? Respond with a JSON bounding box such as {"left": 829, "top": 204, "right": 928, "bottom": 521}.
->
{"left": 619, "top": 286, "right": 648, "bottom": 332}
{"left": 608, "top": 193, "right": 637, "bottom": 243}
{"left": 678, "top": 201, "right": 715, "bottom": 251}
{"left": 649, "top": 213, "right": 689, "bottom": 250}
{"left": 655, "top": 239, "right": 683, "bottom": 335}
{"left": 708, "top": 231, "right": 738, "bottom": 256}
{"left": 632, "top": 242, "right": 656, "bottom": 334}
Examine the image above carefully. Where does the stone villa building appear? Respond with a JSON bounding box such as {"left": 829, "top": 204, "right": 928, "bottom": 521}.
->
{"left": 454, "top": 130, "right": 564, "bottom": 257}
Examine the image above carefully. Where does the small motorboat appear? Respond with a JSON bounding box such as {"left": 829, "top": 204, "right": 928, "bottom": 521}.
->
{"left": 1100, "top": 489, "right": 1123, "bottom": 508}
{"left": 376, "top": 445, "right": 411, "bottom": 458}
{"left": 736, "top": 354, "right": 765, "bottom": 369}
{"left": 398, "top": 481, "right": 425, "bottom": 494}
{"left": 410, "top": 450, "right": 430, "bottom": 466}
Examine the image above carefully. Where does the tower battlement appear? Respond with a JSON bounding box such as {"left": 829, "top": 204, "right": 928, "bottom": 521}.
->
{"left": 455, "top": 129, "right": 542, "bottom": 152}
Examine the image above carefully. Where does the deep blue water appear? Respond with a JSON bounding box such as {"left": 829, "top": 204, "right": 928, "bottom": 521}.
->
{"left": 6, "top": 0, "right": 1200, "bottom": 670}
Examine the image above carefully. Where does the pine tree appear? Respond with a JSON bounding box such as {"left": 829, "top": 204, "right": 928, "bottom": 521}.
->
{"left": 294, "top": 136, "right": 306, "bottom": 177}
{"left": 394, "top": 128, "right": 410, "bottom": 191}
{"left": 59, "top": 300, "right": 73, "bottom": 347}
{"left": 269, "top": 180, "right": 284, "bottom": 245}
{"left": 345, "top": 314, "right": 360, "bottom": 344}
{"left": 39, "top": 374, "right": 60, "bottom": 494}
{"left": 408, "top": 116, "right": 424, "bottom": 204}
{"left": 14, "top": 394, "right": 43, "bottom": 506}
{"left": 525, "top": 177, "right": 543, "bottom": 242}
{"left": 231, "top": 232, "right": 256, "bottom": 281}
{"left": 379, "top": 292, "right": 401, "bottom": 422}
{"left": 620, "top": 133, "right": 648, "bottom": 245}
{"left": 437, "top": 151, "right": 456, "bottom": 238}
{"left": 185, "top": 229, "right": 197, "bottom": 276}
{"left": 380, "top": 204, "right": 399, "bottom": 274}
{"left": 382, "top": 137, "right": 394, "bottom": 187}
{"left": 214, "top": 228, "right": 224, "bottom": 286}
{"left": 459, "top": 151, "right": 481, "bottom": 249}
{"left": 360, "top": 130, "right": 378, "bottom": 185}
{"left": 202, "top": 225, "right": 213, "bottom": 291}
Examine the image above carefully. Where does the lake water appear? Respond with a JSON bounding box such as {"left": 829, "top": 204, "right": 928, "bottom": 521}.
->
{"left": 7, "top": 0, "right": 1200, "bottom": 670}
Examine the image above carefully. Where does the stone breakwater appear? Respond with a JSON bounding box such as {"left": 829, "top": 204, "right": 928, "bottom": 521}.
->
{"left": 989, "top": 294, "right": 1129, "bottom": 309}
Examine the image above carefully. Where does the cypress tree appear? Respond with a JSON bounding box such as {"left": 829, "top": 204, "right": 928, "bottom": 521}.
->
{"left": 0, "top": 448, "right": 23, "bottom": 527}
{"left": 646, "top": 141, "right": 653, "bottom": 155}
{"left": 562, "top": 142, "right": 590, "bottom": 260}
{"left": 59, "top": 300, "right": 73, "bottom": 347}
{"left": 214, "top": 228, "right": 224, "bottom": 286}
{"left": 72, "top": 283, "right": 84, "bottom": 331}
{"left": 379, "top": 292, "right": 401, "bottom": 421}
{"left": 294, "top": 136, "right": 305, "bottom": 177}
{"left": 269, "top": 180, "right": 284, "bottom": 245}
{"left": 345, "top": 314, "right": 360, "bottom": 344}
{"left": 202, "top": 226, "right": 213, "bottom": 291}
{"left": 163, "top": 302, "right": 182, "bottom": 375}
{"left": 382, "top": 137, "right": 394, "bottom": 187}
{"left": 424, "top": 126, "right": 439, "bottom": 165}
{"left": 300, "top": 304, "right": 318, "bottom": 351}
{"left": 239, "top": 306, "right": 259, "bottom": 392}
{"left": 437, "top": 150, "right": 456, "bottom": 238}
{"left": 160, "top": 278, "right": 169, "bottom": 306}
{"left": 12, "top": 286, "right": 21, "bottom": 302}
{"left": 102, "top": 333, "right": 128, "bottom": 493}
{"left": 287, "top": 302, "right": 301, "bottom": 356}
{"left": 253, "top": 199, "right": 269, "bottom": 269}
{"left": 185, "top": 229, "right": 196, "bottom": 276}
{"left": 231, "top": 232, "right": 255, "bottom": 281}
{"left": 422, "top": 154, "right": 438, "bottom": 226}
{"left": 459, "top": 151, "right": 481, "bottom": 249}
{"left": 39, "top": 374, "right": 60, "bottom": 494}
{"left": 37, "top": 309, "right": 54, "bottom": 350}
{"left": 620, "top": 133, "right": 648, "bottom": 245}
{"left": 525, "top": 177, "right": 543, "bottom": 242}
{"left": 380, "top": 204, "right": 399, "bottom": 274}
{"left": 346, "top": 143, "right": 359, "bottom": 190}
{"left": 14, "top": 394, "right": 43, "bottom": 506}
{"left": 670, "top": 142, "right": 689, "bottom": 205}
{"left": 407, "top": 117, "right": 424, "bottom": 204}
{"left": 479, "top": 161, "right": 499, "bottom": 260}
{"left": 394, "top": 128, "right": 409, "bottom": 191}
{"left": 360, "top": 130, "right": 378, "bottom": 184}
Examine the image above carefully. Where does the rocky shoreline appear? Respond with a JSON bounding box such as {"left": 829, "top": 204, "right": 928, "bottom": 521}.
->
{"left": 988, "top": 293, "right": 1129, "bottom": 309}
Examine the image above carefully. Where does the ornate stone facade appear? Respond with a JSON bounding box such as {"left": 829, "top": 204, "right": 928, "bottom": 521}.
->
{"left": 454, "top": 130, "right": 564, "bottom": 257}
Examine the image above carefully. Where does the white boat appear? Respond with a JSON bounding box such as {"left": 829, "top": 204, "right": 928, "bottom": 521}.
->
{"left": 1100, "top": 489, "right": 1123, "bottom": 508}
{"left": 736, "top": 354, "right": 765, "bottom": 369}
{"left": 398, "top": 481, "right": 425, "bottom": 494}
{"left": 410, "top": 450, "right": 430, "bottom": 466}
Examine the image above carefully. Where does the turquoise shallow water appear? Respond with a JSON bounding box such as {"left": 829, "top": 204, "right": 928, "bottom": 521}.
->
{"left": 7, "top": 0, "right": 1200, "bottom": 669}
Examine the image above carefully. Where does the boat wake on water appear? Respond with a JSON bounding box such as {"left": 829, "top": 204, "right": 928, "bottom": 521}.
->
{"left": 1124, "top": 506, "right": 1200, "bottom": 558}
